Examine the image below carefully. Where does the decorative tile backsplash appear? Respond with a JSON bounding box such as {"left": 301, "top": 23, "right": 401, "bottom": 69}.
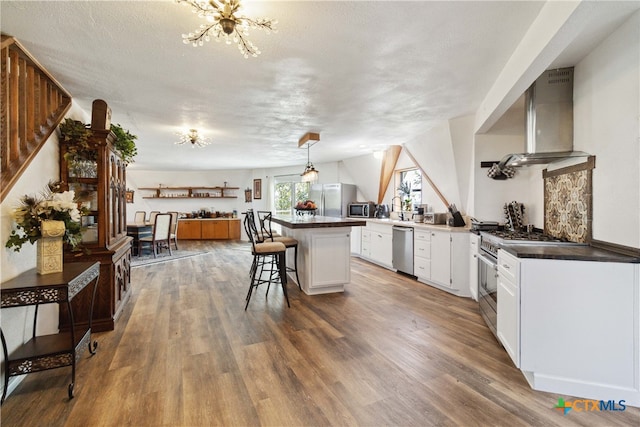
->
{"left": 543, "top": 160, "right": 594, "bottom": 243}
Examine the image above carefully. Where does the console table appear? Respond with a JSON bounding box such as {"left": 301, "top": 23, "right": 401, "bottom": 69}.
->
{"left": 0, "top": 262, "right": 100, "bottom": 403}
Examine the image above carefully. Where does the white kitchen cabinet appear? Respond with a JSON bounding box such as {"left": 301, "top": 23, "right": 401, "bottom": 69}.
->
{"left": 369, "top": 224, "right": 393, "bottom": 268}
{"left": 518, "top": 258, "right": 639, "bottom": 406}
{"left": 450, "top": 232, "right": 470, "bottom": 295}
{"left": 468, "top": 233, "right": 480, "bottom": 301}
{"left": 497, "top": 249, "right": 520, "bottom": 368}
{"left": 361, "top": 229, "right": 371, "bottom": 259}
{"left": 281, "top": 226, "right": 353, "bottom": 295}
{"left": 360, "top": 222, "right": 393, "bottom": 268}
{"left": 413, "top": 228, "right": 469, "bottom": 297}
{"left": 430, "top": 230, "right": 451, "bottom": 287}
{"left": 309, "top": 231, "right": 351, "bottom": 290}
{"left": 359, "top": 220, "right": 470, "bottom": 298}
{"left": 350, "top": 225, "right": 362, "bottom": 255}
{"left": 413, "top": 230, "right": 431, "bottom": 280}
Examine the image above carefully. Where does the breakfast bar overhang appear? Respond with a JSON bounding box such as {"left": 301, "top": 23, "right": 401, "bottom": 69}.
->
{"left": 271, "top": 215, "right": 366, "bottom": 295}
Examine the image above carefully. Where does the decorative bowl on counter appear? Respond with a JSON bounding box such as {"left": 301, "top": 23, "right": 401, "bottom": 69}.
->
{"left": 295, "top": 207, "right": 317, "bottom": 216}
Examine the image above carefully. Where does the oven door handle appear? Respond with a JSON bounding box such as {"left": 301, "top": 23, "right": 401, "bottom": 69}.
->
{"left": 477, "top": 253, "right": 498, "bottom": 271}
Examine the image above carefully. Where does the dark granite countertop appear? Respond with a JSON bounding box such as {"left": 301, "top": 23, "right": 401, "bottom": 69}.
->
{"left": 177, "top": 217, "right": 239, "bottom": 220}
{"left": 271, "top": 215, "right": 367, "bottom": 229}
{"left": 501, "top": 243, "right": 640, "bottom": 263}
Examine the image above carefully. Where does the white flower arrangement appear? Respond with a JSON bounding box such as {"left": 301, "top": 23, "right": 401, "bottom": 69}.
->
{"left": 6, "top": 181, "right": 85, "bottom": 252}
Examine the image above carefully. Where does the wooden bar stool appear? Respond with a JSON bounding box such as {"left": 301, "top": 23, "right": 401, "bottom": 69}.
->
{"left": 256, "top": 211, "right": 302, "bottom": 290}
{"left": 243, "top": 210, "right": 289, "bottom": 310}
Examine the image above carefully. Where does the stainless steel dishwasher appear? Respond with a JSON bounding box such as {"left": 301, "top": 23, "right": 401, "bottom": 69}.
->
{"left": 392, "top": 226, "right": 414, "bottom": 275}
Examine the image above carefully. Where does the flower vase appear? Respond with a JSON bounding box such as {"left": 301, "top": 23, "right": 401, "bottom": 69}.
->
{"left": 37, "top": 220, "right": 65, "bottom": 275}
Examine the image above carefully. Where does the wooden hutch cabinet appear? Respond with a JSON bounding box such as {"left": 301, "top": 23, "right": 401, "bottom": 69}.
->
{"left": 59, "top": 100, "right": 132, "bottom": 332}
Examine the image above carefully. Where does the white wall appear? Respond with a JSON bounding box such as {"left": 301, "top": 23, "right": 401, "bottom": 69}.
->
{"left": 473, "top": 134, "right": 540, "bottom": 224}
{"left": 573, "top": 10, "right": 640, "bottom": 247}
{"left": 450, "top": 115, "right": 476, "bottom": 215}
{"left": 404, "top": 122, "right": 462, "bottom": 212}
{"left": 126, "top": 169, "right": 253, "bottom": 221}
{"left": 340, "top": 155, "right": 380, "bottom": 202}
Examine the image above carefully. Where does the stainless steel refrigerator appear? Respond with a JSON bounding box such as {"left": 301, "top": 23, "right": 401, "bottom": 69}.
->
{"left": 309, "top": 183, "right": 357, "bottom": 218}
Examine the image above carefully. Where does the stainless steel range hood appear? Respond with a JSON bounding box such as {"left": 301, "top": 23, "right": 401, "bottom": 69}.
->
{"left": 498, "top": 67, "right": 589, "bottom": 169}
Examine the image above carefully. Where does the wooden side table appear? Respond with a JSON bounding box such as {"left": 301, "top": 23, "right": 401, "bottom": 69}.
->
{"left": 0, "top": 262, "right": 100, "bottom": 403}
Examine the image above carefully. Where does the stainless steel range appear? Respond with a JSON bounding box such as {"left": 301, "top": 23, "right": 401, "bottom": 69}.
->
{"left": 477, "top": 229, "right": 581, "bottom": 337}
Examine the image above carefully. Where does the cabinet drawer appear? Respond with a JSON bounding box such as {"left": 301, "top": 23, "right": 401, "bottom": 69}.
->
{"left": 414, "top": 257, "right": 430, "bottom": 279}
{"left": 414, "top": 230, "right": 431, "bottom": 242}
{"left": 361, "top": 241, "right": 371, "bottom": 258}
{"left": 498, "top": 250, "right": 519, "bottom": 283}
{"left": 367, "top": 222, "right": 393, "bottom": 234}
{"left": 362, "top": 230, "right": 371, "bottom": 242}
{"left": 414, "top": 239, "right": 431, "bottom": 259}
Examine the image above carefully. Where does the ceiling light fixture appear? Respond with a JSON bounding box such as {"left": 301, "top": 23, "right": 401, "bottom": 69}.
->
{"left": 176, "top": 0, "right": 277, "bottom": 58}
{"left": 175, "top": 129, "right": 211, "bottom": 148}
{"left": 299, "top": 132, "right": 319, "bottom": 183}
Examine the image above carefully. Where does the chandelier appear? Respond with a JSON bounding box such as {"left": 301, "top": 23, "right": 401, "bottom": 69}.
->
{"left": 175, "top": 129, "right": 211, "bottom": 148}
{"left": 299, "top": 132, "right": 319, "bottom": 183}
{"left": 176, "top": 0, "right": 277, "bottom": 58}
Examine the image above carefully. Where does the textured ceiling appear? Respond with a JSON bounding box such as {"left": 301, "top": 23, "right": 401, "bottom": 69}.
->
{"left": 1, "top": 1, "right": 637, "bottom": 171}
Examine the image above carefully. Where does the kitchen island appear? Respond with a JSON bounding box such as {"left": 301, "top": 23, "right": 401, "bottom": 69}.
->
{"left": 270, "top": 215, "right": 366, "bottom": 295}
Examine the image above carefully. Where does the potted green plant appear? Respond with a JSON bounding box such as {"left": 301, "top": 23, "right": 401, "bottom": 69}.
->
{"left": 58, "top": 119, "right": 138, "bottom": 165}
{"left": 59, "top": 118, "right": 95, "bottom": 161}
{"left": 110, "top": 123, "right": 138, "bottom": 165}
{"left": 397, "top": 181, "right": 412, "bottom": 211}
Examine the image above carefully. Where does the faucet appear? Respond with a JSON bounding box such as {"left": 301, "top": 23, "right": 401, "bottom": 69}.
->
{"left": 391, "top": 196, "right": 404, "bottom": 220}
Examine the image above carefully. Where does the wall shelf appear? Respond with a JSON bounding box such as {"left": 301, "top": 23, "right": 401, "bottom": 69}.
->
{"left": 139, "top": 186, "right": 239, "bottom": 199}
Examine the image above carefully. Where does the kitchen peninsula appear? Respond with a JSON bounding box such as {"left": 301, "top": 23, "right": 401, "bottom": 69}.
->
{"left": 270, "top": 215, "right": 366, "bottom": 295}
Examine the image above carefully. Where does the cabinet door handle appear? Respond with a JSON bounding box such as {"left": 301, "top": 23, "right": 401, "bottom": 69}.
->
{"left": 502, "top": 264, "right": 510, "bottom": 269}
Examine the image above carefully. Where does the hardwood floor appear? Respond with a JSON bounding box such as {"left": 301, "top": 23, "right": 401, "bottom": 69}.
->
{"left": 2, "top": 240, "right": 638, "bottom": 426}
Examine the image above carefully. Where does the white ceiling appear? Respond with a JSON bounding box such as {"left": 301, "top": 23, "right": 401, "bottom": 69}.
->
{"left": 2, "top": 1, "right": 638, "bottom": 172}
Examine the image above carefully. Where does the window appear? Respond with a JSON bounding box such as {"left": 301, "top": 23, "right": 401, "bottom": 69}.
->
{"left": 396, "top": 168, "right": 422, "bottom": 211}
{"left": 274, "top": 176, "right": 310, "bottom": 215}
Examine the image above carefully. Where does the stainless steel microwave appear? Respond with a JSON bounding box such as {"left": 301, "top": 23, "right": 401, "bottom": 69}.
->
{"left": 348, "top": 202, "right": 376, "bottom": 218}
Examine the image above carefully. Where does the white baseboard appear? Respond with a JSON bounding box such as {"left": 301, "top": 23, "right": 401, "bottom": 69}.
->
{"left": 523, "top": 370, "right": 640, "bottom": 408}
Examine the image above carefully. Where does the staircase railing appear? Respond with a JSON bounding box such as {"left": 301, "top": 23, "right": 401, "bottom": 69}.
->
{"left": 1, "top": 35, "right": 72, "bottom": 203}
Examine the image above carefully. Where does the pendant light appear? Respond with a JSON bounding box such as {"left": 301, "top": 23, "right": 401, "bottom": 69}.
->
{"left": 299, "top": 132, "right": 319, "bottom": 183}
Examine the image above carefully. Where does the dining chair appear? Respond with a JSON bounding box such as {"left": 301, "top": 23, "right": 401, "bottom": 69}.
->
{"left": 134, "top": 211, "right": 146, "bottom": 223}
{"left": 243, "top": 210, "right": 289, "bottom": 310}
{"left": 148, "top": 211, "right": 160, "bottom": 225}
{"left": 168, "top": 211, "right": 179, "bottom": 250}
{"left": 137, "top": 213, "right": 172, "bottom": 258}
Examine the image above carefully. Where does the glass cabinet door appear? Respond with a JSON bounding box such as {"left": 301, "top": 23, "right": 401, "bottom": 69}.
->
{"left": 70, "top": 182, "right": 99, "bottom": 244}
{"left": 67, "top": 159, "right": 98, "bottom": 179}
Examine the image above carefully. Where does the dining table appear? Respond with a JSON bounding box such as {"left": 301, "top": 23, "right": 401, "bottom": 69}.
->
{"left": 126, "top": 222, "right": 152, "bottom": 256}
